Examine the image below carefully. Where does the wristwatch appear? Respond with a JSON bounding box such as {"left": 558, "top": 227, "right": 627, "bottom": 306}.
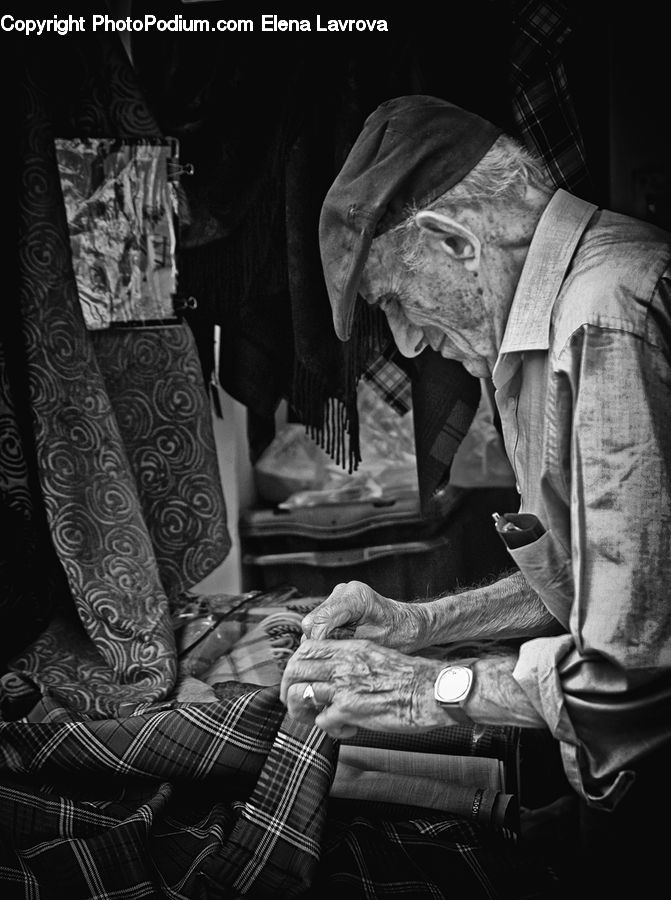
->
{"left": 433, "top": 661, "right": 476, "bottom": 724}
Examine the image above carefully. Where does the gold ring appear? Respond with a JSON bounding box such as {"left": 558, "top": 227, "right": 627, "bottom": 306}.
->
{"left": 302, "top": 683, "right": 316, "bottom": 702}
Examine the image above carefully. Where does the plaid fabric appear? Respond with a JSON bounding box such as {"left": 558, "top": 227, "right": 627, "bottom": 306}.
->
{"left": 316, "top": 809, "right": 560, "bottom": 899}
{"left": 0, "top": 686, "right": 335, "bottom": 899}
{"left": 0, "top": 684, "right": 555, "bottom": 899}
{"left": 192, "top": 610, "right": 305, "bottom": 686}
{"left": 175, "top": 590, "right": 322, "bottom": 687}
{"left": 510, "top": 0, "right": 593, "bottom": 197}
{"left": 361, "top": 351, "right": 412, "bottom": 417}
{"left": 345, "top": 723, "right": 521, "bottom": 764}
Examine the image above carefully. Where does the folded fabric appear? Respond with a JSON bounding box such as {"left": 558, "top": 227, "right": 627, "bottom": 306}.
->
{"left": 0, "top": 686, "right": 335, "bottom": 899}
{"left": 198, "top": 610, "right": 306, "bottom": 686}
{"left": 175, "top": 590, "right": 323, "bottom": 686}
{"left": 337, "top": 744, "right": 505, "bottom": 789}
{"left": 317, "top": 808, "right": 557, "bottom": 899}
{"left": 332, "top": 746, "right": 514, "bottom": 830}
{"left": 331, "top": 764, "right": 516, "bottom": 829}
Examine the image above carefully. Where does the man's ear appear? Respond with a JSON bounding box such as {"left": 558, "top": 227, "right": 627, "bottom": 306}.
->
{"left": 414, "top": 210, "right": 481, "bottom": 272}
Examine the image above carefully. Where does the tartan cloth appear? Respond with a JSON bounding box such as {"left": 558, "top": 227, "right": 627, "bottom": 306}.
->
{"left": 509, "top": 0, "right": 593, "bottom": 197}
{"left": 316, "top": 809, "right": 559, "bottom": 899}
{"left": 175, "top": 590, "right": 321, "bottom": 687}
{"left": 0, "top": 686, "right": 334, "bottom": 899}
{"left": 361, "top": 347, "right": 412, "bottom": 417}
{"left": 190, "top": 610, "right": 305, "bottom": 686}
{"left": 0, "top": 686, "right": 558, "bottom": 899}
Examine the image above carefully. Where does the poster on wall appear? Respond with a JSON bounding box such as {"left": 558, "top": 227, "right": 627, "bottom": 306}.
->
{"left": 55, "top": 136, "right": 180, "bottom": 329}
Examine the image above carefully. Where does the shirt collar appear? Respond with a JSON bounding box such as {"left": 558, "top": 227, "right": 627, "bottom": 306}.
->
{"left": 492, "top": 188, "right": 597, "bottom": 388}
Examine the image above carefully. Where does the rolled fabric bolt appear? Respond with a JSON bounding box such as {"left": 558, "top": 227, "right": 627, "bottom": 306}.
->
{"left": 330, "top": 765, "right": 516, "bottom": 828}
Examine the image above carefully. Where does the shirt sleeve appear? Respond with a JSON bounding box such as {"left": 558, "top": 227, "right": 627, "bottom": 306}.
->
{"left": 513, "top": 279, "right": 671, "bottom": 809}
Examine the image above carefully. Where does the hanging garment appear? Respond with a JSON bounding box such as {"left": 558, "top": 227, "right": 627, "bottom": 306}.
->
{"left": 510, "top": 0, "right": 594, "bottom": 198}
{"left": 2, "top": 10, "right": 229, "bottom": 713}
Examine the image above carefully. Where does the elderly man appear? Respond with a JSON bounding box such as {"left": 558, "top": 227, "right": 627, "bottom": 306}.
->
{"left": 279, "top": 95, "right": 671, "bottom": 891}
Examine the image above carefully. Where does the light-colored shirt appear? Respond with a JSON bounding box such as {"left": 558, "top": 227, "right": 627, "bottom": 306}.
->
{"left": 493, "top": 189, "right": 671, "bottom": 809}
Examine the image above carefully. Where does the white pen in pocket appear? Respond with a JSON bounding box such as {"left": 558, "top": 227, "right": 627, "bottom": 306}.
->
{"left": 492, "top": 512, "right": 523, "bottom": 533}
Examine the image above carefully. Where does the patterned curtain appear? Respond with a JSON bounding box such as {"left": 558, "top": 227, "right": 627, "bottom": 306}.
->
{"left": 0, "top": 27, "right": 229, "bottom": 716}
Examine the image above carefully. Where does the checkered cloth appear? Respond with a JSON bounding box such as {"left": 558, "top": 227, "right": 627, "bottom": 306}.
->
{"left": 0, "top": 685, "right": 334, "bottom": 899}
{"left": 361, "top": 347, "right": 412, "bottom": 417}
{"left": 175, "top": 590, "right": 314, "bottom": 687}
{"left": 510, "top": 0, "right": 593, "bottom": 197}
{"left": 317, "top": 809, "right": 557, "bottom": 899}
{"left": 0, "top": 684, "right": 559, "bottom": 899}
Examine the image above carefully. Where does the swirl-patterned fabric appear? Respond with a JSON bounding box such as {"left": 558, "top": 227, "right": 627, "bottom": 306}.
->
{"left": 1, "top": 24, "right": 229, "bottom": 715}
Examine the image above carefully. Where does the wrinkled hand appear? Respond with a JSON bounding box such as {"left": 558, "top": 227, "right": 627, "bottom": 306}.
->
{"left": 301, "top": 581, "right": 429, "bottom": 652}
{"left": 280, "top": 638, "right": 446, "bottom": 739}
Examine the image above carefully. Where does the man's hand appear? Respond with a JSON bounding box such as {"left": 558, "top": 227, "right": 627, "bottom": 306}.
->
{"left": 280, "top": 638, "right": 450, "bottom": 739}
{"left": 301, "top": 581, "right": 430, "bottom": 652}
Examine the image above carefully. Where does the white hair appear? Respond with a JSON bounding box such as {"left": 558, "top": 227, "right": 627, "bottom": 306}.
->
{"left": 395, "top": 134, "right": 553, "bottom": 270}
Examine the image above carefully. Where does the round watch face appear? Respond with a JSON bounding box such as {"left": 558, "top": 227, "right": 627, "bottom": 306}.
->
{"left": 434, "top": 665, "right": 473, "bottom": 704}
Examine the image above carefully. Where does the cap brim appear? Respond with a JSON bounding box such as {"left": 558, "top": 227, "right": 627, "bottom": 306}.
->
{"left": 321, "top": 209, "right": 374, "bottom": 342}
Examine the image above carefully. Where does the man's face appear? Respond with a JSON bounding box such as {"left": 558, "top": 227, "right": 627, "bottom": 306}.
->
{"left": 359, "top": 223, "right": 494, "bottom": 379}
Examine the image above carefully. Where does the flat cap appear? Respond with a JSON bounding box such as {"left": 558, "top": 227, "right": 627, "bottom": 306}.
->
{"left": 319, "top": 95, "right": 502, "bottom": 340}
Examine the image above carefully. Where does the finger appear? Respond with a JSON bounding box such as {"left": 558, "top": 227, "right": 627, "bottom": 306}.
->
{"left": 284, "top": 683, "right": 319, "bottom": 725}
{"left": 302, "top": 584, "right": 360, "bottom": 640}
{"left": 303, "top": 604, "right": 352, "bottom": 641}
{"left": 314, "top": 704, "right": 358, "bottom": 740}
{"left": 280, "top": 642, "right": 338, "bottom": 702}
{"left": 305, "top": 680, "right": 334, "bottom": 710}
{"left": 280, "top": 656, "right": 333, "bottom": 703}
{"left": 284, "top": 680, "right": 333, "bottom": 722}
{"left": 283, "top": 682, "right": 312, "bottom": 721}
{"left": 286, "top": 680, "right": 334, "bottom": 711}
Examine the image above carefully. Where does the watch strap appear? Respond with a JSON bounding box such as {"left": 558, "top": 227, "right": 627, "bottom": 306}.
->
{"left": 433, "top": 658, "right": 477, "bottom": 725}
{"left": 442, "top": 704, "right": 473, "bottom": 726}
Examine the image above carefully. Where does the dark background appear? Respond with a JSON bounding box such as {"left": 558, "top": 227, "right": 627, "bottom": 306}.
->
{"left": 125, "top": 1, "right": 670, "bottom": 230}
